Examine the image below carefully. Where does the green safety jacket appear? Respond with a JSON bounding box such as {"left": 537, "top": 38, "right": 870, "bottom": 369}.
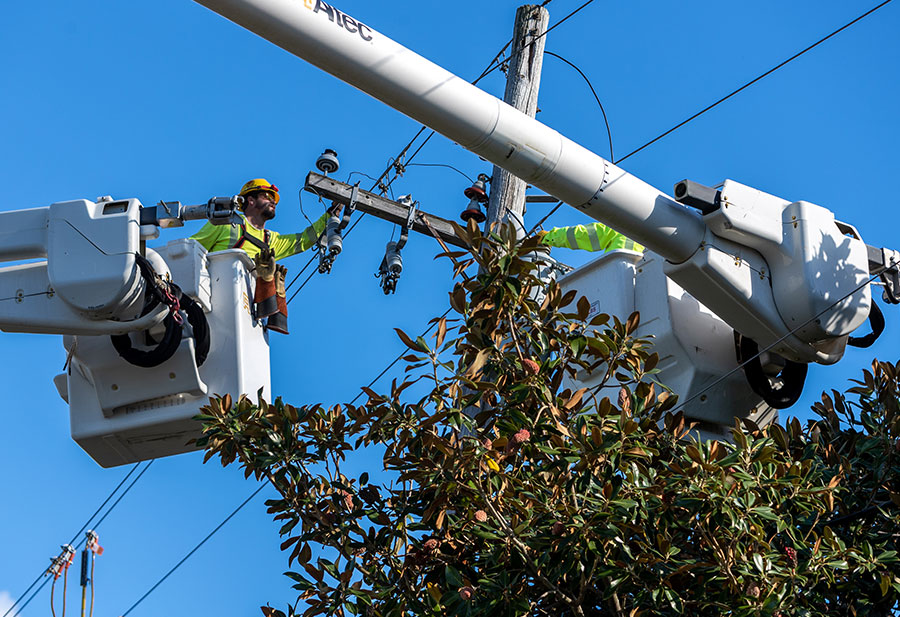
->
{"left": 191, "top": 212, "right": 329, "bottom": 260}
{"left": 541, "top": 222, "right": 644, "bottom": 253}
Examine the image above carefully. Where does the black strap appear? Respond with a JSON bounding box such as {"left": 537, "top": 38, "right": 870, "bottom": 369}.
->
{"left": 848, "top": 300, "right": 884, "bottom": 348}
{"left": 234, "top": 225, "right": 271, "bottom": 251}
{"left": 736, "top": 334, "right": 808, "bottom": 409}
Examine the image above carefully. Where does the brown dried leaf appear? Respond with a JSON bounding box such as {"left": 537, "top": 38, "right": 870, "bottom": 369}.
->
{"left": 577, "top": 296, "right": 591, "bottom": 321}
{"left": 436, "top": 317, "right": 448, "bottom": 348}
{"left": 563, "top": 387, "right": 588, "bottom": 411}
{"left": 625, "top": 311, "right": 641, "bottom": 334}
{"left": 395, "top": 328, "right": 425, "bottom": 352}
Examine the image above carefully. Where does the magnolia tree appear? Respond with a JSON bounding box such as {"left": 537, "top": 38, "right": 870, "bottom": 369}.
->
{"left": 197, "top": 223, "right": 900, "bottom": 616}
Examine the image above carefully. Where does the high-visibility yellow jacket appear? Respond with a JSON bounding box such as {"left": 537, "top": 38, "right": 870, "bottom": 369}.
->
{"left": 191, "top": 212, "right": 329, "bottom": 260}
{"left": 541, "top": 222, "right": 644, "bottom": 253}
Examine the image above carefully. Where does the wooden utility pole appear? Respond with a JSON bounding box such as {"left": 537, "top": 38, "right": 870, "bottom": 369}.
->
{"left": 485, "top": 4, "right": 550, "bottom": 230}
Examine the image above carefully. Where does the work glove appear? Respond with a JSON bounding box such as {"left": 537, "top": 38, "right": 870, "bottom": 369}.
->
{"left": 253, "top": 247, "right": 278, "bottom": 318}
{"left": 254, "top": 247, "right": 277, "bottom": 281}
{"left": 267, "top": 264, "right": 290, "bottom": 335}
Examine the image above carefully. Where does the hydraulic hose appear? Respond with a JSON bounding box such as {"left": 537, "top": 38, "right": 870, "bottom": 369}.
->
{"left": 110, "top": 256, "right": 211, "bottom": 369}
{"left": 111, "top": 313, "right": 183, "bottom": 368}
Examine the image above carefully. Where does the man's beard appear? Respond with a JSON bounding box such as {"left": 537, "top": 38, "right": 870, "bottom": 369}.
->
{"left": 261, "top": 207, "right": 276, "bottom": 221}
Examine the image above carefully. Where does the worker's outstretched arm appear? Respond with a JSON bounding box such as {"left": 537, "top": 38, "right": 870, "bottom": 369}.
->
{"left": 269, "top": 212, "right": 330, "bottom": 260}
{"left": 541, "top": 222, "right": 644, "bottom": 253}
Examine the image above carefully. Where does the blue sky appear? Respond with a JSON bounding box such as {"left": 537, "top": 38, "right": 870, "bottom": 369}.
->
{"left": 1, "top": 1, "right": 898, "bottom": 614}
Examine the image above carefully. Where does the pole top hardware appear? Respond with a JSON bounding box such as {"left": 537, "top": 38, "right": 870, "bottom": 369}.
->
{"left": 316, "top": 149, "right": 340, "bottom": 175}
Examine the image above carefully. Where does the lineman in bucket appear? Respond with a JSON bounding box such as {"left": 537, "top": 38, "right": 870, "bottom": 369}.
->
{"left": 192, "top": 178, "right": 330, "bottom": 334}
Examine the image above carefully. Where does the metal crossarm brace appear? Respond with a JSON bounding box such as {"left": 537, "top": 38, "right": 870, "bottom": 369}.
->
{"left": 305, "top": 172, "right": 467, "bottom": 249}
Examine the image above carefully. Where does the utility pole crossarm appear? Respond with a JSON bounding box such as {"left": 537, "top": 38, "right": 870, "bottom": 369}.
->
{"left": 304, "top": 172, "right": 468, "bottom": 249}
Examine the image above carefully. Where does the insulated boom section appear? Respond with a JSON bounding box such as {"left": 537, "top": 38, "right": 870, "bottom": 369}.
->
{"left": 193, "top": 0, "right": 707, "bottom": 264}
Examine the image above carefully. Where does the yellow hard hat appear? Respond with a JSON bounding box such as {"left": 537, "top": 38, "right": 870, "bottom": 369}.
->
{"left": 239, "top": 178, "right": 280, "bottom": 205}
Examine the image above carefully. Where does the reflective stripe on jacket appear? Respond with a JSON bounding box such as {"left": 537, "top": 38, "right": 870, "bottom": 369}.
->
{"left": 191, "top": 212, "right": 329, "bottom": 260}
{"left": 541, "top": 222, "right": 644, "bottom": 253}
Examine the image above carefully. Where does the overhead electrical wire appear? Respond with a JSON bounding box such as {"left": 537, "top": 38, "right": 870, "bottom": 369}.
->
{"left": 3, "top": 464, "right": 140, "bottom": 617}
{"left": 119, "top": 483, "right": 268, "bottom": 616}
{"left": 4, "top": 461, "right": 153, "bottom": 617}
{"left": 526, "top": 201, "right": 564, "bottom": 236}
{"left": 544, "top": 50, "right": 614, "bottom": 162}
{"left": 87, "top": 461, "right": 154, "bottom": 530}
{"left": 614, "top": 0, "right": 894, "bottom": 165}
{"left": 284, "top": 127, "right": 432, "bottom": 300}
{"left": 477, "top": 0, "right": 597, "bottom": 82}
{"left": 404, "top": 163, "right": 475, "bottom": 184}
{"left": 527, "top": 2, "right": 893, "bottom": 233}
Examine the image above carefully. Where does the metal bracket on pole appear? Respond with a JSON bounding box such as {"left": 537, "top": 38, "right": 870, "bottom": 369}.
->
{"left": 396, "top": 195, "right": 417, "bottom": 251}
{"left": 339, "top": 182, "right": 359, "bottom": 231}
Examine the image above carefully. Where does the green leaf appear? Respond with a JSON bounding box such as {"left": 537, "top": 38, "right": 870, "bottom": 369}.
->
{"left": 394, "top": 327, "right": 427, "bottom": 352}
{"left": 749, "top": 506, "right": 779, "bottom": 521}
{"left": 445, "top": 565, "right": 463, "bottom": 588}
{"left": 752, "top": 553, "right": 765, "bottom": 573}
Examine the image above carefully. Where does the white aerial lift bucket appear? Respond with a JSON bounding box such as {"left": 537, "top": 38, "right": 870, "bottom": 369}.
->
{"left": 56, "top": 240, "right": 271, "bottom": 468}
{"left": 558, "top": 249, "right": 777, "bottom": 436}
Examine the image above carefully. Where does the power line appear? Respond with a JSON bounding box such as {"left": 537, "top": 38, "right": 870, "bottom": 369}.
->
{"left": 530, "top": 2, "right": 893, "bottom": 233}
{"left": 90, "top": 460, "right": 154, "bottom": 530}
{"left": 2, "top": 465, "right": 141, "bottom": 617}
{"left": 348, "top": 307, "right": 454, "bottom": 406}
{"left": 120, "top": 483, "right": 267, "bottom": 616}
{"left": 544, "top": 50, "right": 614, "bottom": 161}
{"left": 4, "top": 461, "right": 153, "bottom": 617}
{"left": 527, "top": 201, "right": 564, "bottom": 237}
{"left": 477, "top": 0, "right": 598, "bottom": 82}
{"left": 615, "top": 0, "right": 894, "bottom": 165}
{"left": 404, "top": 163, "right": 475, "bottom": 184}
